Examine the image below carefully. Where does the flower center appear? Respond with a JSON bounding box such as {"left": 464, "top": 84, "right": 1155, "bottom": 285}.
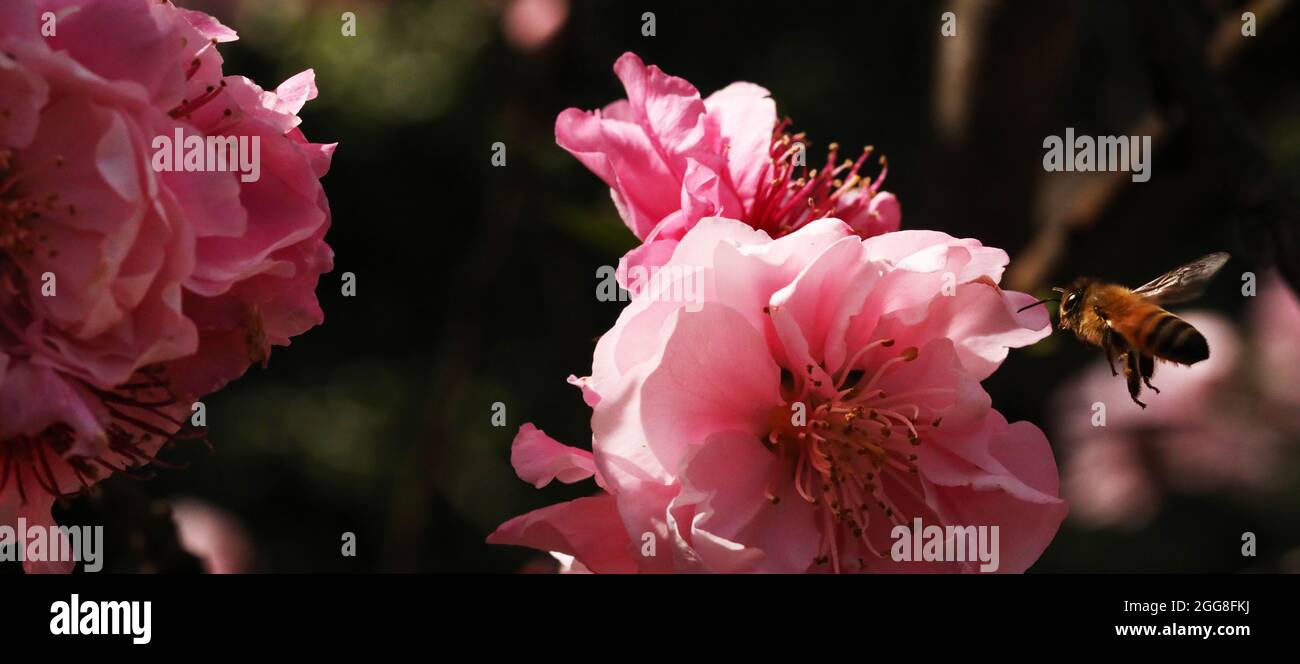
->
{"left": 0, "top": 366, "right": 203, "bottom": 505}
{"left": 765, "top": 339, "right": 943, "bottom": 573}
{"left": 746, "top": 119, "right": 888, "bottom": 236}
{"left": 1, "top": 424, "right": 77, "bottom": 504}
{"left": 0, "top": 149, "right": 65, "bottom": 261}
{"left": 0, "top": 149, "right": 72, "bottom": 274}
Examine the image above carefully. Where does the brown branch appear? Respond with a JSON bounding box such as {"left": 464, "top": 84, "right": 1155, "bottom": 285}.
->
{"left": 1007, "top": 0, "right": 1291, "bottom": 292}
{"left": 1137, "top": 0, "right": 1300, "bottom": 293}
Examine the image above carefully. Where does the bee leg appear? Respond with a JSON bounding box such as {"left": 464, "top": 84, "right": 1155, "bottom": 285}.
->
{"left": 1139, "top": 354, "right": 1160, "bottom": 394}
{"left": 1122, "top": 351, "right": 1147, "bottom": 408}
{"left": 1101, "top": 329, "right": 1119, "bottom": 377}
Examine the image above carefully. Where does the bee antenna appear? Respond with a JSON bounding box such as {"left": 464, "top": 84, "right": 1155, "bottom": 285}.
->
{"left": 1017, "top": 297, "right": 1059, "bottom": 313}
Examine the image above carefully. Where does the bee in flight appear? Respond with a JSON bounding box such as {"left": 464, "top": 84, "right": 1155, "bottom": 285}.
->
{"left": 1019, "top": 252, "right": 1230, "bottom": 408}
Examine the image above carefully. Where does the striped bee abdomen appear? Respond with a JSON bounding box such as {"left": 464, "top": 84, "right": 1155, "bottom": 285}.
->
{"left": 1138, "top": 310, "right": 1209, "bottom": 364}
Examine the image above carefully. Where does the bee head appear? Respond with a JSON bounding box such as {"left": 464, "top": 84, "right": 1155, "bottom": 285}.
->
{"left": 1055, "top": 278, "right": 1093, "bottom": 329}
{"left": 1017, "top": 280, "right": 1091, "bottom": 330}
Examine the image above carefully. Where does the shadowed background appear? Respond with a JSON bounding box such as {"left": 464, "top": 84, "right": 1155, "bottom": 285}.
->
{"left": 22, "top": 0, "right": 1300, "bottom": 573}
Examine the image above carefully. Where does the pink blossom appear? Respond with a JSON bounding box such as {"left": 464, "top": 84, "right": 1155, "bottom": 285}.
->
{"left": 1251, "top": 274, "right": 1300, "bottom": 417}
{"left": 1053, "top": 312, "right": 1285, "bottom": 529}
{"left": 170, "top": 498, "right": 253, "bottom": 574}
{"left": 491, "top": 217, "right": 1065, "bottom": 573}
{"left": 557, "top": 53, "right": 901, "bottom": 286}
{"left": 0, "top": 0, "right": 332, "bottom": 572}
{"left": 503, "top": 0, "right": 569, "bottom": 52}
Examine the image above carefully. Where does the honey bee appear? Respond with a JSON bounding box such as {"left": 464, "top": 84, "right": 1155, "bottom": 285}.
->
{"left": 1019, "top": 252, "right": 1230, "bottom": 408}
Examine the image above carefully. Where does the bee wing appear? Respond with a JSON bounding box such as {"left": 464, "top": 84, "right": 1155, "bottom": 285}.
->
{"left": 1132, "top": 252, "right": 1230, "bottom": 305}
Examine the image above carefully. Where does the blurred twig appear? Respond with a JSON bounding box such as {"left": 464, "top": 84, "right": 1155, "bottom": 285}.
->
{"left": 1137, "top": 0, "right": 1300, "bottom": 294}
{"left": 933, "top": 0, "right": 1002, "bottom": 146}
{"left": 1007, "top": 0, "right": 1291, "bottom": 292}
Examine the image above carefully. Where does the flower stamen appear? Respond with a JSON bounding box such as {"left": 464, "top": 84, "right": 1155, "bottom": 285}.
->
{"left": 747, "top": 119, "right": 889, "bottom": 236}
{"left": 767, "top": 343, "right": 935, "bottom": 573}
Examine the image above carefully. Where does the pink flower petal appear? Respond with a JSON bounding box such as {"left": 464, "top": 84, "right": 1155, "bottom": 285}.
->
{"left": 487, "top": 494, "right": 637, "bottom": 573}
{"left": 673, "top": 430, "right": 819, "bottom": 572}
{"left": 510, "top": 423, "right": 597, "bottom": 489}
{"left": 923, "top": 416, "right": 1067, "bottom": 573}
{"left": 639, "top": 304, "right": 783, "bottom": 464}
{"left": 703, "top": 82, "right": 776, "bottom": 203}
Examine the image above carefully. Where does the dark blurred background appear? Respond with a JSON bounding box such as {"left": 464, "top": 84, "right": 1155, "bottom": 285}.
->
{"left": 32, "top": 0, "right": 1300, "bottom": 573}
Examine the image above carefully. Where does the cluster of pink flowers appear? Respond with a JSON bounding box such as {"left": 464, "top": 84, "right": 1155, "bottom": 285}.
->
{"left": 1, "top": 0, "right": 332, "bottom": 572}
{"left": 490, "top": 53, "right": 1066, "bottom": 573}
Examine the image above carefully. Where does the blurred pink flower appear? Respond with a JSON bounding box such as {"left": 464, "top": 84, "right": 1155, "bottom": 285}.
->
{"left": 1053, "top": 312, "right": 1287, "bottom": 529}
{"left": 557, "top": 53, "right": 900, "bottom": 287}
{"left": 490, "top": 217, "right": 1065, "bottom": 573}
{"left": 1251, "top": 274, "right": 1300, "bottom": 416}
{"left": 0, "top": 0, "right": 332, "bottom": 572}
{"left": 503, "top": 0, "right": 569, "bottom": 52}
{"left": 170, "top": 498, "right": 253, "bottom": 574}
